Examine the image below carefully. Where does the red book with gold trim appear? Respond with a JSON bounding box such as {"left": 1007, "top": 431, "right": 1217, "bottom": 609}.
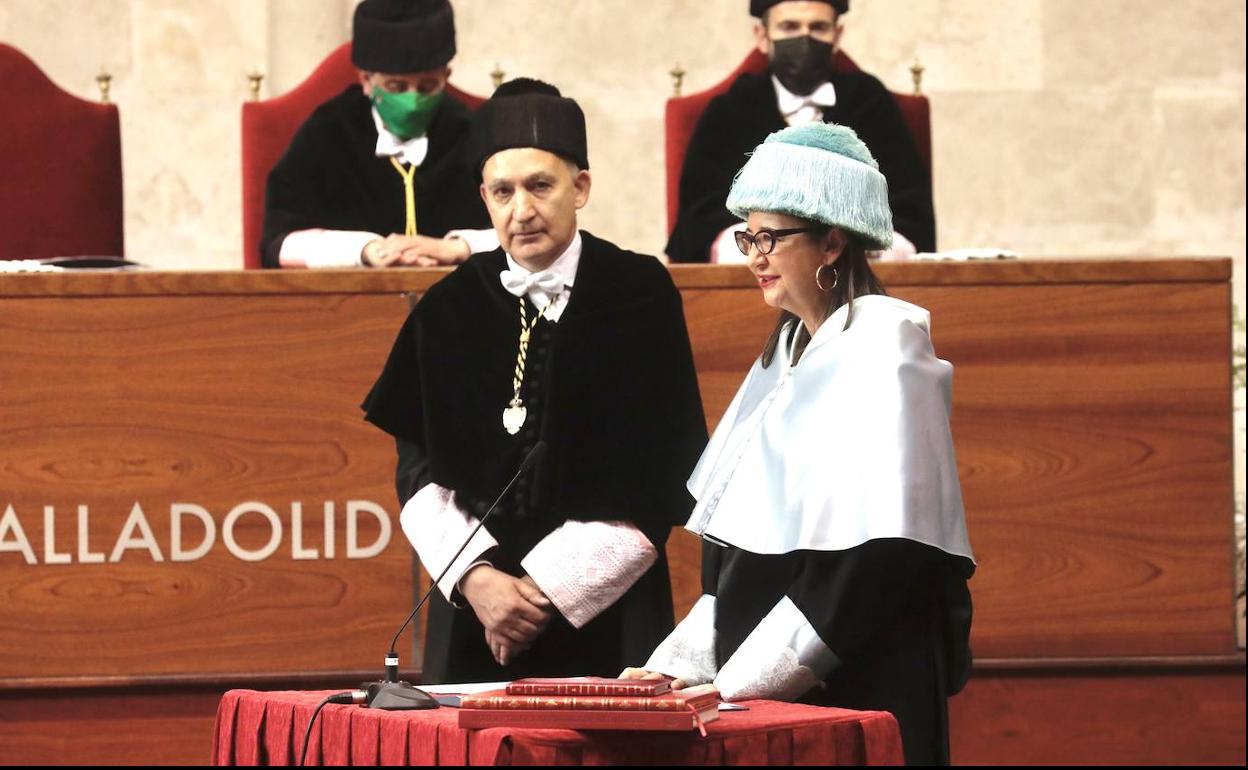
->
{"left": 505, "top": 676, "right": 672, "bottom": 697}
{"left": 457, "top": 687, "right": 720, "bottom": 733}
{"left": 460, "top": 687, "right": 718, "bottom": 712}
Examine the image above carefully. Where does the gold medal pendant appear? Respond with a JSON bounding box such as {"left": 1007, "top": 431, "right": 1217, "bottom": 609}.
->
{"left": 502, "top": 400, "right": 527, "bottom": 435}
{"left": 503, "top": 296, "right": 549, "bottom": 436}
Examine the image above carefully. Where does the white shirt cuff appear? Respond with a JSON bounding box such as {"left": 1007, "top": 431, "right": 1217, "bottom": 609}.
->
{"left": 644, "top": 593, "right": 719, "bottom": 687}
{"left": 445, "top": 228, "right": 501, "bottom": 255}
{"left": 399, "top": 483, "right": 499, "bottom": 604}
{"left": 709, "top": 223, "right": 748, "bottom": 265}
{"left": 279, "top": 229, "right": 379, "bottom": 269}
{"left": 520, "top": 520, "right": 657, "bottom": 629}
{"left": 713, "top": 595, "right": 839, "bottom": 701}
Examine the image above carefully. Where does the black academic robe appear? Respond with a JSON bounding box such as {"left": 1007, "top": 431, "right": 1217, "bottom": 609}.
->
{"left": 362, "top": 231, "right": 708, "bottom": 683}
{"left": 704, "top": 538, "right": 974, "bottom": 766}
{"left": 667, "top": 71, "right": 936, "bottom": 262}
{"left": 260, "top": 85, "right": 489, "bottom": 268}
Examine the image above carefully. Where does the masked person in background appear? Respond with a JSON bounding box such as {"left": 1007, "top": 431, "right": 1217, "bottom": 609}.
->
{"left": 262, "top": 0, "right": 497, "bottom": 269}
{"left": 666, "top": 0, "right": 934, "bottom": 264}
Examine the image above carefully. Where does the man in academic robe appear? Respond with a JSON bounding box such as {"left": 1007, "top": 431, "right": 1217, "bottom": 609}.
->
{"left": 361, "top": 79, "right": 708, "bottom": 684}
{"left": 666, "top": 0, "right": 935, "bottom": 263}
{"left": 261, "top": 0, "right": 496, "bottom": 269}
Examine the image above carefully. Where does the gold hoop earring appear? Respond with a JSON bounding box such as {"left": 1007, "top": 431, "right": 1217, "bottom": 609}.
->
{"left": 815, "top": 264, "right": 838, "bottom": 292}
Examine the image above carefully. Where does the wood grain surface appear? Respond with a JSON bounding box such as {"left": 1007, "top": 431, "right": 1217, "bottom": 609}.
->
{"left": 0, "top": 257, "right": 1230, "bottom": 298}
{"left": 0, "top": 292, "right": 417, "bottom": 677}
{"left": 949, "top": 663, "right": 1246, "bottom": 765}
{"left": 0, "top": 260, "right": 1237, "bottom": 687}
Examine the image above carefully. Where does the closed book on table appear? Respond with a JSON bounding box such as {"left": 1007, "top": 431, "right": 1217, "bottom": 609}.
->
{"left": 457, "top": 700, "right": 719, "bottom": 732}
{"left": 505, "top": 676, "right": 672, "bottom": 697}
{"left": 460, "top": 688, "right": 719, "bottom": 712}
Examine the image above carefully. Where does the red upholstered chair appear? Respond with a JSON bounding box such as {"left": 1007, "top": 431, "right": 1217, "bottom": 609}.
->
{"left": 664, "top": 49, "right": 931, "bottom": 234}
{"left": 240, "top": 42, "right": 486, "bottom": 269}
{"left": 0, "top": 43, "right": 123, "bottom": 260}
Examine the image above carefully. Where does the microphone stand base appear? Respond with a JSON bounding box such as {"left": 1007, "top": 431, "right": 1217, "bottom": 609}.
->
{"left": 364, "top": 681, "right": 439, "bottom": 710}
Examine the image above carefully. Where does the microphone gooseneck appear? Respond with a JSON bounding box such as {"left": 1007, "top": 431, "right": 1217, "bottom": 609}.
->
{"left": 365, "top": 441, "right": 548, "bottom": 710}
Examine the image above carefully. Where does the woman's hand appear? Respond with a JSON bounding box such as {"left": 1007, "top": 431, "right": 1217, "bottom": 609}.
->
{"left": 618, "top": 667, "right": 687, "bottom": 689}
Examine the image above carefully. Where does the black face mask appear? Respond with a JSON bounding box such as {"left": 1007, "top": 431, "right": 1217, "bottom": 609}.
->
{"left": 769, "top": 35, "right": 835, "bottom": 96}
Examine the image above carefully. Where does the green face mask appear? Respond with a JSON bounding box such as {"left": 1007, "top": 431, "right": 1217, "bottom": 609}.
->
{"left": 371, "top": 87, "right": 444, "bottom": 140}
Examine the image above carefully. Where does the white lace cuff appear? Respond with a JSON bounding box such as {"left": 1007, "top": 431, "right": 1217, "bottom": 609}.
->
{"left": 713, "top": 595, "right": 840, "bottom": 701}
{"left": 644, "top": 593, "right": 719, "bottom": 687}
{"left": 400, "top": 483, "right": 499, "bottom": 605}
{"left": 445, "top": 228, "right": 501, "bottom": 255}
{"left": 520, "top": 520, "right": 657, "bottom": 629}
{"left": 279, "top": 228, "right": 378, "bottom": 268}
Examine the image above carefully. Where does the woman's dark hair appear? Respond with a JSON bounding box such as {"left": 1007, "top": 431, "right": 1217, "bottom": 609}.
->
{"left": 760, "top": 226, "right": 887, "bottom": 368}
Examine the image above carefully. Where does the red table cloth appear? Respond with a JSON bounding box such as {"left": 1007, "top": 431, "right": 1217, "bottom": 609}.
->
{"left": 212, "top": 689, "right": 903, "bottom": 766}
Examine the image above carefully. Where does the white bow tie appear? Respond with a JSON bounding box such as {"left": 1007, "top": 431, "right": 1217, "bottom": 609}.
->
{"left": 778, "top": 80, "right": 838, "bottom": 118}
{"left": 500, "top": 268, "right": 566, "bottom": 299}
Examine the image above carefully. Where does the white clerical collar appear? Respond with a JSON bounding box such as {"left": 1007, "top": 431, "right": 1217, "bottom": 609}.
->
{"left": 371, "top": 107, "right": 429, "bottom": 167}
{"left": 772, "top": 75, "right": 837, "bottom": 126}
{"left": 501, "top": 231, "right": 582, "bottom": 323}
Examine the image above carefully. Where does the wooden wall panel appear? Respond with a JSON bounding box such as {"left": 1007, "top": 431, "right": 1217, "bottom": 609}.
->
{"left": 0, "top": 292, "right": 417, "bottom": 677}
{"left": 0, "top": 674, "right": 375, "bottom": 766}
{"left": 0, "top": 688, "right": 222, "bottom": 766}
{"left": 908, "top": 282, "right": 1234, "bottom": 658}
{"left": 949, "top": 666, "right": 1246, "bottom": 765}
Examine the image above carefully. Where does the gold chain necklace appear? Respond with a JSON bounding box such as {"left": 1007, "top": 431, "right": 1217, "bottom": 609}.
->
{"left": 502, "top": 297, "right": 550, "bottom": 435}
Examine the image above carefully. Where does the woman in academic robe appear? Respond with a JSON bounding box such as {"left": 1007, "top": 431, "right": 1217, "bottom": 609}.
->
{"left": 622, "top": 122, "right": 975, "bottom": 766}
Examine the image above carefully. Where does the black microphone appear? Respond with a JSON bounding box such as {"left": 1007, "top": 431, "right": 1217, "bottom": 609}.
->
{"left": 364, "top": 440, "right": 548, "bottom": 710}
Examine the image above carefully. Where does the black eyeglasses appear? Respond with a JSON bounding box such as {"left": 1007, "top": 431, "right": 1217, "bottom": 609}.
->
{"left": 734, "top": 227, "right": 818, "bottom": 256}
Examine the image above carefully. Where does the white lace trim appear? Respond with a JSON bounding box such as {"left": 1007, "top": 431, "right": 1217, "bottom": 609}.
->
{"left": 400, "top": 483, "right": 499, "bottom": 603}
{"left": 644, "top": 594, "right": 719, "bottom": 686}
{"left": 713, "top": 595, "right": 840, "bottom": 701}
{"left": 521, "top": 520, "right": 656, "bottom": 629}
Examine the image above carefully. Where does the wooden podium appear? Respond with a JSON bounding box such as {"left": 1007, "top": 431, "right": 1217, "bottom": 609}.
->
{"left": 0, "top": 259, "right": 1241, "bottom": 764}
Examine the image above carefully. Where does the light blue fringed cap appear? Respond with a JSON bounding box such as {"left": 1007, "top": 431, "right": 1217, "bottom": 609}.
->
{"left": 726, "top": 123, "right": 894, "bottom": 250}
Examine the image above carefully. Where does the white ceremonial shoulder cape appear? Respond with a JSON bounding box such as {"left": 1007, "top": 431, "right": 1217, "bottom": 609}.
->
{"left": 686, "top": 295, "right": 974, "bottom": 561}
